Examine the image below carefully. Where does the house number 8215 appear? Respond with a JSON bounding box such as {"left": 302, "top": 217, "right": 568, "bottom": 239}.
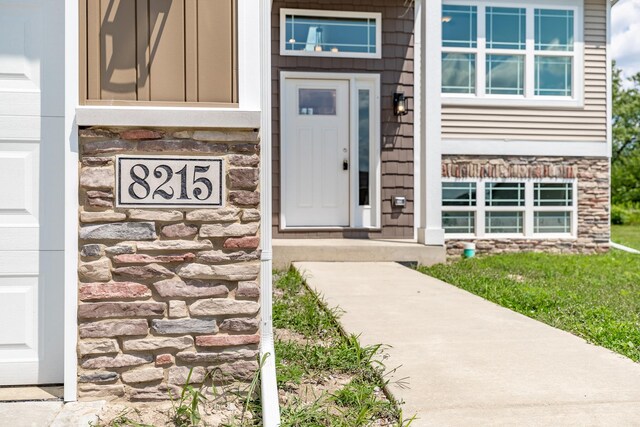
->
{"left": 116, "top": 156, "right": 224, "bottom": 208}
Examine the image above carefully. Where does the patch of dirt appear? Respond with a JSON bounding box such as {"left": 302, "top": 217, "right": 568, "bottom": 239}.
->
{"left": 95, "top": 399, "right": 247, "bottom": 427}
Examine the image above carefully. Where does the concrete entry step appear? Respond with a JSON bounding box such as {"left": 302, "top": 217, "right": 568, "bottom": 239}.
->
{"left": 273, "top": 239, "right": 446, "bottom": 270}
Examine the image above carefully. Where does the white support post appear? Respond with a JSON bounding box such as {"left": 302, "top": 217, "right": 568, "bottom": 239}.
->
{"left": 64, "top": 0, "right": 80, "bottom": 402}
{"left": 259, "top": 0, "right": 281, "bottom": 425}
{"left": 417, "top": 0, "right": 445, "bottom": 246}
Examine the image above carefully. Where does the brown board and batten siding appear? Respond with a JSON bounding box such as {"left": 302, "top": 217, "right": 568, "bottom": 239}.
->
{"left": 80, "top": 0, "right": 238, "bottom": 105}
{"left": 442, "top": 0, "right": 608, "bottom": 142}
{"left": 272, "top": 0, "right": 416, "bottom": 239}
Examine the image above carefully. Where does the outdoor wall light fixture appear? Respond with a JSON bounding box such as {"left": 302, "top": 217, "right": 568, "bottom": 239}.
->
{"left": 393, "top": 93, "right": 409, "bottom": 116}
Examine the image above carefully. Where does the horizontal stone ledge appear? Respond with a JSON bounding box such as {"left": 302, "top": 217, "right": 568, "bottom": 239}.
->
{"left": 199, "top": 222, "right": 259, "bottom": 238}
{"left": 153, "top": 278, "right": 229, "bottom": 299}
{"left": 197, "top": 249, "right": 260, "bottom": 263}
{"left": 113, "top": 264, "right": 174, "bottom": 281}
{"left": 219, "top": 318, "right": 260, "bottom": 333}
{"left": 176, "top": 263, "right": 260, "bottom": 281}
{"left": 128, "top": 210, "right": 184, "bottom": 222}
{"left": 151, "top": 318, "right": 218, "bottom": 335}
{"left": 78, "top": 371, "right": 119, "bottom": 383}
{"left": 122, "top": 335, "right": 194, "bottom": 351}
{"left": 185, "top": 208, "right": 240, "bottom": 222}
{"left": 176, "top": 349, "right": 258, "bottom": 364}
{"left": 78, "top": 339, "right": 120, "bottom": 356}
{"left": 223, "top": 236, "right": 261, "bottom": 249}
{"left": 134, "top": 240, "right": 213, "bottom": 251}
{"left": 195, "top": 334, "right": 260, "bottom": 347}
{"left": 79, "top": 319, "right": 150, "bottom": 338}
{"left": 81, "top": 354, "right": 153, "bottom": 369}
{"left": 189, "top": 299, "right": 260, "bottom": 317}
{"left": 79, "top": 282, "right": 152, "bottom": 301}
{"left": 113, "top": 253, "right": 196, "bottom": 264}
{"left": 80, "top": 222, "right": 157, "bottom": 241}
{"left": 78, "top": 302, "right": 166, "bottom": 319}
{"left": 122, "top": 368, "right": 165, "bottom": 384}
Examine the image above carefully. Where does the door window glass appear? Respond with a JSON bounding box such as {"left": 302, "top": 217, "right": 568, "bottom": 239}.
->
{"left": 358, "top": 89, "right": 370, "bottom": 206}
{"left": 299, "top": 89, "right": 337, "bottom": 115}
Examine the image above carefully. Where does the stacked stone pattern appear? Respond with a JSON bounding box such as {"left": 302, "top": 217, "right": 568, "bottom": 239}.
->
{"left": 78, "top": 128, "right": 261, "bottom": 401}
{"left": 443, "top": 156, "right": 610, "bottom": 255}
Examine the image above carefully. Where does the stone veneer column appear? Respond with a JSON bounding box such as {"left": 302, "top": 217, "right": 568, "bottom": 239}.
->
{"left": 77, "top": 128, "right": 262, "bottom": 401}
{"left": 442, "top": 156, "right": 610, "bottom": 255}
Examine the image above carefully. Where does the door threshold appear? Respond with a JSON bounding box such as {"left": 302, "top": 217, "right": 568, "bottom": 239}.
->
{"left": 0, "top": 385, "right": 63, "bottom": 402}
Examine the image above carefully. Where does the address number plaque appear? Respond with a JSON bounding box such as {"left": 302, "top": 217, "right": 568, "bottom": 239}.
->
{"left": 116, "top": 156, "right": 224, "bottom": 208}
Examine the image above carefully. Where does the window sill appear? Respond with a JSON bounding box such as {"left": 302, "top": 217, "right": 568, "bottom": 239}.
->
{"left": 445, "top": 235, "right": 577, "bottom": 240}
{"left": 75, "top": 106, "right": 261, "bottom": 129}
{"left": 442, "top": 96, "right": 584, "bottom": 109}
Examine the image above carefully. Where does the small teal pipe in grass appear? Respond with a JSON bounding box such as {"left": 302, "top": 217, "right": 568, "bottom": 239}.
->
{"left": 463, "top": 242, "right": 476, "bottom": 259}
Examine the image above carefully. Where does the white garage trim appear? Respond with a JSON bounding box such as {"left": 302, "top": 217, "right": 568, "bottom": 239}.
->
{"left": 64, "top": 0, "right": 79, "bottom": 402}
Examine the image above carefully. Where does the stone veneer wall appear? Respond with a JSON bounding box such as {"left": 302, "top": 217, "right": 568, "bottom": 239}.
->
{"left": 442, "top": 156, "right": 610, "bottom": 255}
{"left": 77, "top": 127, "right": 262, "bottom": 401}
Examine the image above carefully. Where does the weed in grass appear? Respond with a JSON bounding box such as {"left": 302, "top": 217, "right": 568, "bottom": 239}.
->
{"left": 90, "top": 409, "right": 155, "bottom": 427}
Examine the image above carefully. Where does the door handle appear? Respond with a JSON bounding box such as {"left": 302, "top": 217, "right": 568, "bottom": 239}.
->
{"left": 343, "top": 160, "right": 349, "bottom": 171}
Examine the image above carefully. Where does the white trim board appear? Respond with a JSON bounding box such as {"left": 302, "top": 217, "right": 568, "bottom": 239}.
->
{"left": 76, "top": 107, "right": 261, "bottom": 129}
{"left": 442, "top": 139, "right": 610, "bottom": 157}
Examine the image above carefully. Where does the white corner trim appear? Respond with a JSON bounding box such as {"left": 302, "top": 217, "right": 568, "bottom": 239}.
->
{"left": 417, "top": 0, "right": 445, "bottom": 246}
{"left": 442, "top": 139, "right": 610, "bottom": 157}
{"left": 64, "top": 0, "right": 79, "bottom": 402}
{"left": 75, "top": 107, "right": 261, "bottom": 129}
{"left": 238, "top": 0, "right": 262, "bottom": 110}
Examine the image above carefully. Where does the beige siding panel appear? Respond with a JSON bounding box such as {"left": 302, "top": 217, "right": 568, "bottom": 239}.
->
{"left": 148, "top": 0, "right": 185, "bottom": 102}
{"left": 443, "top": 0, "right": 608, "bottom": 142}
{"left": 98, "top": 0, "right": 137, "bottom": 100}
{"left": 197, "top": 0, "right": 234, "bottom": 103}
{"left": 136, "top": 0, "right": 150, "bottom": 101}
{"left": 82, "top": 0, "right": 237, "bottom": 105}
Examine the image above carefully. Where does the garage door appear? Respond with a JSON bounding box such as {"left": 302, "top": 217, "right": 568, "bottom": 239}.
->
{"left": 0, "top": 0, "right": 64, "bottom": 385}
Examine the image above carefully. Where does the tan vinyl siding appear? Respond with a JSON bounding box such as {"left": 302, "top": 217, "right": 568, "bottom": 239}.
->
{"left": 81, "top": 0, "right": 238, "bottom": 106}
{"left": 442, "top": 0, "right": 608, "bottom": 142}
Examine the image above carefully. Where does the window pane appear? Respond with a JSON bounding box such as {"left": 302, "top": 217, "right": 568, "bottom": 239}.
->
{"left": 486, "top": 55, "right": 525, "bottom": 95}
{"left": 299, "top": 89, "right": 336, "bottom": 115}
{"left": 358, "top": 90, "right": 370, "bottom": 206}
{"left": 442, "top": 53, "right": 476, "bottom": 94}
{"left": 535, "top": 56, "right": 572, "bottom": 96}
{"left": 285, "top": 15, "right": 377, "bottom": 54}
{"left": 486, "top": 7, "right": 526, "bottom": 50}
{"left": 534, "top": 212, "right": 571, "bottom": 233}
{"left": 485, "top": 182, "right": 525, "bottom": 207}
{"left": 443, "top": 182, "right": 477, "bottom": 206}
{"left": 486, "top": 212, "right": 523, "bottom": 234}
{"left": 443, "top": 212, "right": 475, "bottom": 234}
{"left": 442, "top": 5, "right": 477, "bottom": 48}
{"left": 535, "top": 9, "right": 574, "bottom": 51}
{"left": 535, "top": 183, "right": 573, "bottom": 206}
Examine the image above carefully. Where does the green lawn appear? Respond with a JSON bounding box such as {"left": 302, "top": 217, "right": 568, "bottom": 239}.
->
{"left": 419, "top": 250, "right": 640, "bottom": 362}
{"left": 612, "top": 225, "right": 640, "bottom": 250}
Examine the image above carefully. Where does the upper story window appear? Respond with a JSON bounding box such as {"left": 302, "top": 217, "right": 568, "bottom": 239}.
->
{"left": 441, "top": 0, "right": 583, "bottom": 107}
{"left": 280, "top": 9, "right": 382, "bottom": 59}
{"left": 80, "top": 0, "right": 238, "bottom": 106}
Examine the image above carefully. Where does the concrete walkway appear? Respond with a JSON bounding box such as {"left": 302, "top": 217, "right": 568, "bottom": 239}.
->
{"left": 0, "top": 400, "right": 104, "bottom": 427}
{"left": 295, "top": 262, "right": 640, "bottom": 427}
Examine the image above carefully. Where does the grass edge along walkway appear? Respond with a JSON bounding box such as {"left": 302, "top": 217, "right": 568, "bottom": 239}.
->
{"left": 419, "top": 250, "right": 640, "bottom": 363}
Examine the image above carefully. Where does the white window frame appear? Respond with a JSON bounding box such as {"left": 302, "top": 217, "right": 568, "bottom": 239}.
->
{"left": 280, "top": 9, "right": 382, "bottom": 59}
{"left": 442, "top": 178, "right": 578, "bottom": 239}
{"left": 442, "top": 0, "right": 584, "bottom": 108}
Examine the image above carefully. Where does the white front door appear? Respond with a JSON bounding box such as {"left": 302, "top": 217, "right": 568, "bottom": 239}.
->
{"left": 282, "top": 79, "right": 350, "bottom": 227}
{"left": 0, "top": 0, "right": 64, "bottom": 385}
